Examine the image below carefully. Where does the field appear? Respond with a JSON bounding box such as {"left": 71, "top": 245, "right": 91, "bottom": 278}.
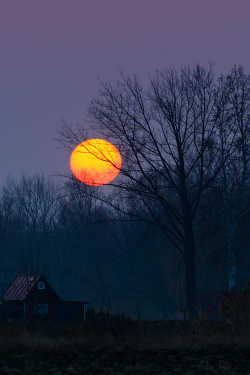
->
{"left": 0, "top": 316, "right": 250, "bottom": 374}
{"left": 2, "top": 290, "right": 250, "bottom": 374}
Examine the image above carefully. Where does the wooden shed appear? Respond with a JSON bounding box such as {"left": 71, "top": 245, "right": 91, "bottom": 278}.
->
{"left": 201, "top": 291, "right": 249, "bottom": 321}
{"left": 0, "top": 275, "right": 89, "bottom": 324}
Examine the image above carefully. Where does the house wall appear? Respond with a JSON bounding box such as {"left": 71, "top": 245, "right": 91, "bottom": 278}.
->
{"left": 24, "top": 280, "right": 59, "bottom": 323}
{"left": 0, "top": 301, "right": 23, "bottom": 322}
{"left": 5, "top": 300, "right": 58, "bottom": 324}
{"left": 27, "top": 281, "right": 59, "bottom": 304}
{"left": 5, "top": 301, "right": 23, "bottom": 316}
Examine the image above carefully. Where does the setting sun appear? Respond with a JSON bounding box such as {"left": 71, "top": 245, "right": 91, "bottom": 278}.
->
{"left": 70, "top": 139, "right": 122, "bottom": 186}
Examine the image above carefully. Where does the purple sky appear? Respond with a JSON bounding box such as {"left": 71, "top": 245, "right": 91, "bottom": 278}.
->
{"left": 1, "top": 0, "right": 250, "bottom": 186}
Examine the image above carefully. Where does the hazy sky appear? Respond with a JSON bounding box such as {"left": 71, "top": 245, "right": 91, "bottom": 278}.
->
{"left": 1, "top": 0, "right": 250, "bottom": 187}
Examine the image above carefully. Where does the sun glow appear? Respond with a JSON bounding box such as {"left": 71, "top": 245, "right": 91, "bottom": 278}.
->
{"left": 70, "top": 139, "right": 122, "bottom": 186}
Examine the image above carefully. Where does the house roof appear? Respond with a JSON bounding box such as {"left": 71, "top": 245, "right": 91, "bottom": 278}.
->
{"left": 2, "top": 275, "right": 60, "bottom": 301}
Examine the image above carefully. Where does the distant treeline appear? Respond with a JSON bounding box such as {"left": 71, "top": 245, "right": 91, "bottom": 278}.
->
{"left": 0, "top": 169, "right": 250, "bottom": 321}
{"left": 2, "top": 63, "right": 250, "bottom": 321}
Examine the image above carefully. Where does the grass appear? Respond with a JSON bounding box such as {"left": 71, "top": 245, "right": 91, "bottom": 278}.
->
{"left": 2, "top": 279, "right": 250, "bottom": 352}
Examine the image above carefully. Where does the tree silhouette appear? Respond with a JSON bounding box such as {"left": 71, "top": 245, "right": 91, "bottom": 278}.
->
{"left": 56, "top": 62, "right": 237, "bottom": 319}
{"left": 214, "top": 65, "right": 250, "bottom": 291}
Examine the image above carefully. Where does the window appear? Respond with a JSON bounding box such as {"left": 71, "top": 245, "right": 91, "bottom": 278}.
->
{"left": 34, "top": 304, "right": 48, "bottom": 314}
{"left": 38, "top": 282, "right": 45, "bottom": 289}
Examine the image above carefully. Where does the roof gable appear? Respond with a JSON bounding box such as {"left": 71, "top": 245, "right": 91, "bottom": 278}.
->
{"left": 2, "top": 275, "right": 60, "bottom": 301}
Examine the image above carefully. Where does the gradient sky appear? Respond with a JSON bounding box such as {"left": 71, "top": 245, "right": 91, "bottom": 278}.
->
{"left": 1, "top": 0, "right": 250, "bottom": 187}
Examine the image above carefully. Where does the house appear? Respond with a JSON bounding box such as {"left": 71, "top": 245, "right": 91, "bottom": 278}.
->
{"left": 0, "top": 275, "right": 89, "bottom": 324}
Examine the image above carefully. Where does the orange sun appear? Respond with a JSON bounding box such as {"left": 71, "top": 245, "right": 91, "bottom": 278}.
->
{"left": 70, "top": 139, "right": 122, "bottom": 186}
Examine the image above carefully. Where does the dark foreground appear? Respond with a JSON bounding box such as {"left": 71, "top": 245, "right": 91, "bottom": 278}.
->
{"left": 1, "top": 319, "right": 250, "bottom": 374}
{"left": 0, "top": 348, "right": 250, "bottom": 375}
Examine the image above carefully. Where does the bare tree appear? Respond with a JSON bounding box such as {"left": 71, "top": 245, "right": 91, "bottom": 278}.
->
{"left": 56, "top": 62, "right": 236, "bottom": 319}
{"left": 0, "top": 173, "right": 60, "bottom": 278}
{"left": 214, "top": 65, "right": 250, "bottom": 291}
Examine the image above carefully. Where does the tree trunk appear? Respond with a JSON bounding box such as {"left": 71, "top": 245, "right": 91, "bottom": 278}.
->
{"left": 184, "top": 224, "right": 198, "bottom": 320}
{"left": 227, "top": 207, "right": 236, "bottom": 291}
